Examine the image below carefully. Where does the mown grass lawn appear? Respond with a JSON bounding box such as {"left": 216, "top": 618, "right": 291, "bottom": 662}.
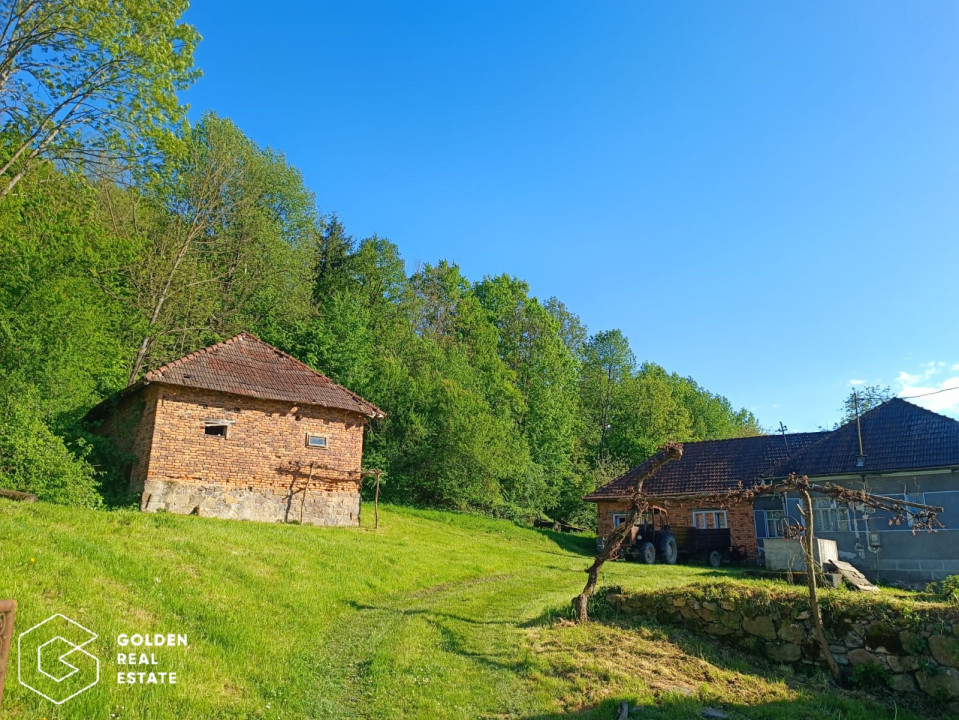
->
{"left": 0, "top": 500, "right": 933, "bottom": 719}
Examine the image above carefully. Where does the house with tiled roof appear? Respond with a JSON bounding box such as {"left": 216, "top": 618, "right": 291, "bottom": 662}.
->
{"left": 89, "top": 332, "right": 384, "bottom": 526}
{"left": 585, "top": 399, "right": 959, "bottom": 584}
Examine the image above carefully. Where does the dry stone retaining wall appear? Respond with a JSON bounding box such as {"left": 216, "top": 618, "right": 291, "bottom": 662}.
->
{"left": 607, "top": 582, "right": 959, "bottom": 705}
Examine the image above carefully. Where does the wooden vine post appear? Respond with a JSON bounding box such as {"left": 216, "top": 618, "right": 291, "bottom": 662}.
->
{"left": 574, "top": 442, "right": 684, "bottom": 622}
{"left": 299, "top": 461, "right": 315, "bottom": 524}
{"left": 0, "top": 599, "right": 15, "bottom": 708}
{"left": 798, "top": 486, "right": 841, "bottom": 681}
{"left": 363, "top": 469, "right": 386, "bottom": 529}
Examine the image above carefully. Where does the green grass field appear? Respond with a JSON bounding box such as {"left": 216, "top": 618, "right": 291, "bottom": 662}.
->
{"left": 0, "top": 499, "right": 933, "bottom": 719}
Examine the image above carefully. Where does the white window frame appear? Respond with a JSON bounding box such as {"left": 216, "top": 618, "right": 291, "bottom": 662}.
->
{"left": 306, "top": 433, "right": 328, "bottom": 449}
{"left": 765, "top": 509, "right": 786, "bottom": 538}
{"left": 813, "top": 497, "right": 850, "bottom": 532}
{"left": 923, "top": 491, "right": 959, "bottom": 530}
{"left": 692, "top": 510, "right": 728, "bottom": 529}
{"left": 612, "top": 513, "right": 627, "bottom": 528}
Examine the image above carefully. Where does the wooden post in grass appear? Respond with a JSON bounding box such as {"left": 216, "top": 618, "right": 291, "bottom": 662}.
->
{"left": 299, "top": 462, "right": 315, "bottom": 524}
{"left": 363, "top": 469, "right": 386, "bottom": 529}
{"left": 0, "top": 599, "right": 16, "bottom": 708}
{"left": 798, "top": 487, "right": 841, "bottom": 682}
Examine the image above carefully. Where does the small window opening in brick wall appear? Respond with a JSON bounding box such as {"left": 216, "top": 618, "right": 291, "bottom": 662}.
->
{"left": 306, "top": 433, "right": 327, "bottom": 448}
{"left": 204, "top": 419, "right": 234, "bottom": 438}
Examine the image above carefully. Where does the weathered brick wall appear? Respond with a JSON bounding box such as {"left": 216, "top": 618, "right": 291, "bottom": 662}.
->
{"left": 596, "top": 497, "right": 760, "bottom": 560}
{"left": 141, "top": 384, "right": 366, "bottom": 526}
{"left": 94, "top": 385, "right": 159, "bottom": 492}
{"left": 596, "top": 500, "right": 632, "bottom": 538}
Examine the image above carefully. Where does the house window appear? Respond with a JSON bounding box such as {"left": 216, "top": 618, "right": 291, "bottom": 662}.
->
{"left": 923, "top": 491, "right": 959, "bottom": 530}
{"left": 692, "top": 510, "right": 727, "bottom": 529}
{"left": 765, "top": 509, "right": 786, "bottom": 538}
{"left": 204, "top": 420, "right": 232, "bottom": 438}
{"left": 903, "top": 492, "right": 923, "bottom": 528}
{"left": 813, "top": 497, "right": 850, "bottom": 532}
{"left": 306, "top": 433, "right": 327, "bottom": 448}
{"left": 612, "top": 513, "right": 627, "bottom": 528}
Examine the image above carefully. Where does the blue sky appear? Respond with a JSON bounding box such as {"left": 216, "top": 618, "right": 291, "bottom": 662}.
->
{"left": 182, "top": 2, "right": 959, "bottom": 432}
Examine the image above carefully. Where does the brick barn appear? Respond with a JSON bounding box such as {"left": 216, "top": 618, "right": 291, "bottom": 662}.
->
{"left": 90, "top": 332, "right": 384, "bottom": 526}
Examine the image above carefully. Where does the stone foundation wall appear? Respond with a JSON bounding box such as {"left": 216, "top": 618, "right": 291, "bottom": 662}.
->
{"left": 142, "top": 479, "right": 360, "bottom": 526}
{"left": 607, "top": 582, "right": 959, "bottom": 705}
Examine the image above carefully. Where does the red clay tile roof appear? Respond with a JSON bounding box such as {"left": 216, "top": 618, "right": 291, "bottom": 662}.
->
{"left": 780, "top": 398, "right": 959, "bottom": 477}
{"left": 584, "top": 432, "right": 827, "bottom": 501}
{"left": 141, "top": 332, "right": 384, "bottom": 418}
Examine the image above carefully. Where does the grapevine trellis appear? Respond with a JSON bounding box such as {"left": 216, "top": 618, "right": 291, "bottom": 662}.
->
{"left": 574, "top": 442, "right": 945, "bottom": 683}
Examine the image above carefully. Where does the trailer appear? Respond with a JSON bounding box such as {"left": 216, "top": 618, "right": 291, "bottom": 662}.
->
{"left": 621, "top": 506, "right": 743, "bottom": 567}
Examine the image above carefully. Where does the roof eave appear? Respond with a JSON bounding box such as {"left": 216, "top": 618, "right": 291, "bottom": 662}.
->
{"left": 144, "top": 380, "right": 384, "bottom": 419}
{"left": 769, "top": 463, "right": 959, "bottom": 481}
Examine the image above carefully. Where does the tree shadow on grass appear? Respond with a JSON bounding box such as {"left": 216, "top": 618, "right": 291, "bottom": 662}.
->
{"left": 344, "top": 596, "right": 943, "bottom": 720}
{"left": 522, "top": 612, "right": 946, "bottom": 720}
{"left": 533, "top": 528, "right": 597, "bottom": 556}
{"left": 344, "top": 600, "right": 529, "bottom": 674}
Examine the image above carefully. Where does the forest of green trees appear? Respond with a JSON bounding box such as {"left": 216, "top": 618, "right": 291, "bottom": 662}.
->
{"left": 0, "top": 0, "right": 760, "bottom": 524}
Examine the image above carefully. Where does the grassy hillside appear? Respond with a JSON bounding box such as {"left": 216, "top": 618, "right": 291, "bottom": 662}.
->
{"left": 0, "top": 500, "right": 931, "bottom": 719}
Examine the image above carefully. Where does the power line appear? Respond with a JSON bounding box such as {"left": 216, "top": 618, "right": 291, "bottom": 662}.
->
{"left": 898, "top": 385, "right": 959, "bottom": 400}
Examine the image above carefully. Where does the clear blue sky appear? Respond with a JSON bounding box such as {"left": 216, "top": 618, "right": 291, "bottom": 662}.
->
{"left": 182, "top": 1, "right": 959, "bottom": 432}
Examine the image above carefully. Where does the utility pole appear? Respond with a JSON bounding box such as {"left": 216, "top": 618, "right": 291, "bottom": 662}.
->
{"left": 854, "top": 391, "right": 866, "bottom": 466}
{"left": 778, "top": 421, "right": 790, "bottom": 456}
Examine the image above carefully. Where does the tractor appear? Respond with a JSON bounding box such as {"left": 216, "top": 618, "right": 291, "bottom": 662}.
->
{"left": 621, "top": 506, "right": 743, "bottom": 567}
{"left": 622, "top": 506, "right": 678, "bottom": 564}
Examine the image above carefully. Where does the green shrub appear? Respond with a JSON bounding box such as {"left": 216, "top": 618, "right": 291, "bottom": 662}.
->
{"left": 852, "top": 660, "right": 889, "bottom": 687}
{"left": 0, "top": 396, "right": 102, "bottom": 507}
{"left": 926, "top": 575, "right": 959, "bottom": 604}
{"left": 941, "top": 575, "right": 959, "bottom": 604}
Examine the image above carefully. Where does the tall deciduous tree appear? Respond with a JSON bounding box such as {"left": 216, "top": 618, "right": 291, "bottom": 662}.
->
{"left": 475, "top": 275, "right": 581, "bottom": 514}
{"left": 120, "top": 113, "right": 315, "bottom": 383}
{"left": 581, "top": 329, "right": 636, "bottom": 459}
{"left": 0, "top": 0, "right": 200, "bottom": 196}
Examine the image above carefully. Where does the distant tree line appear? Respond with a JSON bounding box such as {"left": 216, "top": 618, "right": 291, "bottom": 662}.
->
{"left": 0, "top": 0, "right": 760, "bottom": 523}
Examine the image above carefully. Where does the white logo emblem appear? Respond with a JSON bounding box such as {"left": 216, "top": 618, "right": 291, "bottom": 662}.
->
{"left": 18, "top": 614, "right": 99, "bottom": 704}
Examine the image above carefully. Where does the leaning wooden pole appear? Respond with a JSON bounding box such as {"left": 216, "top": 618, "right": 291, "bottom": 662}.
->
{"left": 362, "top": 469, "right": 385, "bottom": 529}
{"left": 799, "top": 487, "right": 841, "bottom": 682}
{"left": 0, "top": 599, "right": 16, "bottom": 708}
{"left": 299, "top": 462, "right": 316, "bottom": 524}
{"left": 574, "top": 442, "right": 683, "bottom": 622}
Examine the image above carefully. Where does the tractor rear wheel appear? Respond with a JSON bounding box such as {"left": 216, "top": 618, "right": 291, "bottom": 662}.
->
{"left": 662, "top": 535, "right": 678, "bottom": 564}
{"left": 639, "top": 541, "right": 656, "bottom": 564}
